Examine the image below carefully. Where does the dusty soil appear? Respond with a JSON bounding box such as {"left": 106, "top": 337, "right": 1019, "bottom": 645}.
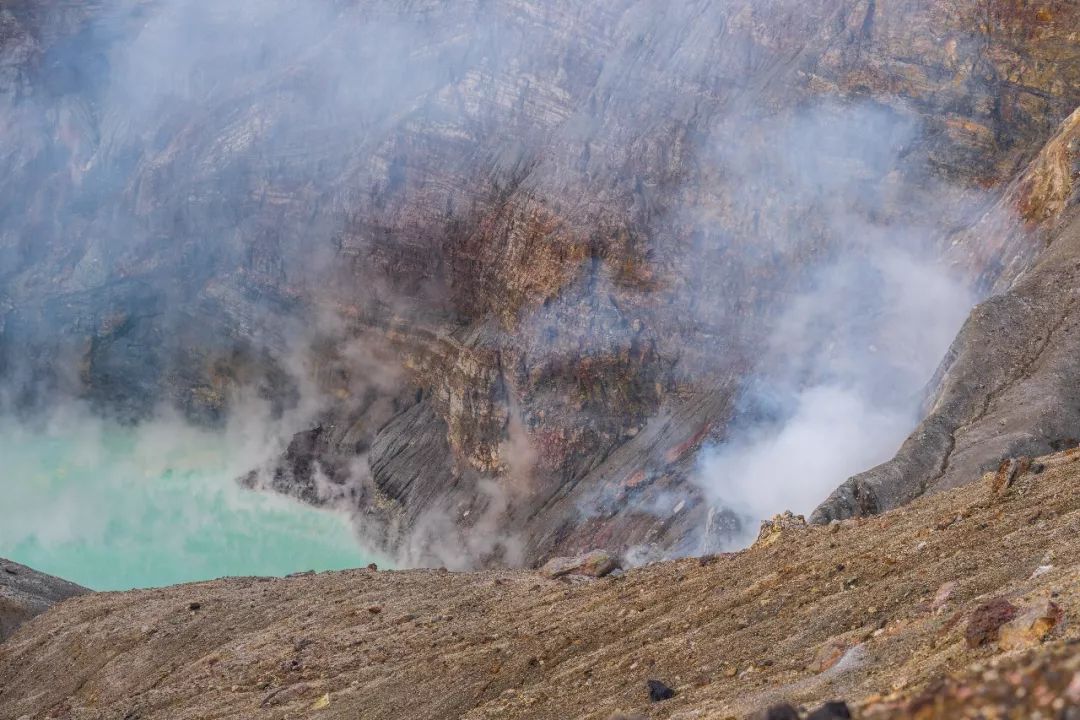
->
{"left": 2, "top": 449, "right": 1079, "bottom": 720}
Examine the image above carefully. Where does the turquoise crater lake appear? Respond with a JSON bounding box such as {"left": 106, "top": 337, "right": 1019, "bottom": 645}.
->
{"left": 0, "top": 411, "right": 372, "bottom": 591}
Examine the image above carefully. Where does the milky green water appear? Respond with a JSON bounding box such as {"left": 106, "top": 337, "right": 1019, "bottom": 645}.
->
{"left": 0, "top": 413, "right": 372, "bottom": 591}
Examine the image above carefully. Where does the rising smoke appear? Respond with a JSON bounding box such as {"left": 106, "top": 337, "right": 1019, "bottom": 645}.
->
{"left": 0, "top": 0, "right": 1001, "bottom": 571}
{"left": 692, "top": 104, "right": 979, "bottom": 547}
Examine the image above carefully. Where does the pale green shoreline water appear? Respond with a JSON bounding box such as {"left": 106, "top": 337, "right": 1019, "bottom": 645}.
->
{"left": 0, "top": 413, "right": 371, "bottom": 591}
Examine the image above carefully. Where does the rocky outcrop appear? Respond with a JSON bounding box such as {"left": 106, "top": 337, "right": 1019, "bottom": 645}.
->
{"left": 0, "top": 558, "right": 87, "bottom": 642}
{"left": 754, "top": 511, "right": 809, "bottom": 549}
{"left": 997, "top": 597, "right": 1061, "bottom": 650}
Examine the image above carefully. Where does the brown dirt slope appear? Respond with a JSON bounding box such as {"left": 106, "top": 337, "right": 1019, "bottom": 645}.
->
{"left": 2, "top": 449, "right": 1080, "bottom": 720}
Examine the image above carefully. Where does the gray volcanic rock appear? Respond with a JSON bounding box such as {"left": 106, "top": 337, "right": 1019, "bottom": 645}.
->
{"left": 0, "top": 558, "right": 88, "bottom": 642}
{"left": 539, "top": 550, "right": 619, "bottom": 579}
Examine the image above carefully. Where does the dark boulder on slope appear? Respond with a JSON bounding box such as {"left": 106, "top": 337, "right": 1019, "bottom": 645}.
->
{"left": 0, "top": 559, "right": 88, "bottom": 642}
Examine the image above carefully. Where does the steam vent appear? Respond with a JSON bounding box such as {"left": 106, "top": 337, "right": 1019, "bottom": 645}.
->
{"left": 2, "top": 1, "right": 1080, "bottom": 718}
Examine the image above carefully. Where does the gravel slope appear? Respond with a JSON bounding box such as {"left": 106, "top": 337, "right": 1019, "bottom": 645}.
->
{"left": 2, "top": 449, "right": 1079, "bottom": 719}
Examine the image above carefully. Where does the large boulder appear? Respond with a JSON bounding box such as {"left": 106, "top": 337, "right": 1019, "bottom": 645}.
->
{"left": 539, "top": 550, "right": 620, "bottom": 579}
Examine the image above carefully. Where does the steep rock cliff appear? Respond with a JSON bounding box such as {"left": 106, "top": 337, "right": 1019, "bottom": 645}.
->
{"left": 2, "top": 0, "right": 1079, "bottom": 565}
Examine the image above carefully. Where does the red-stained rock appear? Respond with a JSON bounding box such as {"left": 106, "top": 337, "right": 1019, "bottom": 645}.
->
{"left": 965, "top": 599, "right": 1018, "bottom": 649}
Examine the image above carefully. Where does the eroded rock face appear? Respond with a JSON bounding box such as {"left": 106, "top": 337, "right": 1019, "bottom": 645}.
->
{"left": 965, "top": 598, "right": 1018, "bottom": 648}
{"left": 2, "top": 0, "right": 1079, "bottom": 565}
{"left": 813, "top": 103, "right": 1080, "bottom": 524}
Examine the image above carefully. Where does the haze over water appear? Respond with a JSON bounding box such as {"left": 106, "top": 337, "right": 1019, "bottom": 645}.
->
{"left": 0, "top": 412, "right": 371, "bottom": 591}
